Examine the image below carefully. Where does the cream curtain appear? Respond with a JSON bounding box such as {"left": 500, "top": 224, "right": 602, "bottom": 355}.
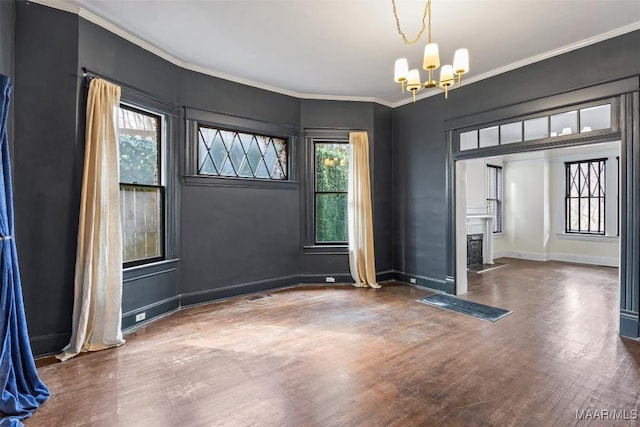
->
{"left": 348, "top": 132, "right": 380, "bottom": 288}
{"left": 58, "top": 78, "right": 125, "bottom": 361}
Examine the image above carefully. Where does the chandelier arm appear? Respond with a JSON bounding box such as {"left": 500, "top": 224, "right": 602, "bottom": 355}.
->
{"left": 391, "top": 0, "right": 430, "bottom": 46}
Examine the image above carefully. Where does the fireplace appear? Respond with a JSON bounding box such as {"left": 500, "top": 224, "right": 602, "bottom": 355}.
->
{"left": 467, "top": 234, "right": 483, "bottom": 267}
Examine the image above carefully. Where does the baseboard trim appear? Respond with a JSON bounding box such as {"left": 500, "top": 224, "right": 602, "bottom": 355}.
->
{"left": 392, "top": 270, "right": 452, "bottom": 293}
{"left": 31, "top": 332, "right": 71, "bottom": 358}
{"left": 620, "top": 311, "right": 639, "bottom": 339}
{"left": 180, "top": 274, "right": 301, "bottom": 307}
{"left": 550, "top": 253, "right": 618, "bottom": 267}
{"left": 299, "top": 273, "right": 353, "bottom": 284}
{"left": 122, "top": 296, "right": 181, "bottom": 331}
{"left": 498, "top": 251, "right": 550, "bottom": 262}
{"left": 496, "top": 250, "right": 618, "bottom": 267}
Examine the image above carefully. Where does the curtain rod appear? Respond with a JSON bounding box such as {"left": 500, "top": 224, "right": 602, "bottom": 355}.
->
{"left": 81, "top": 67, "right": 180, "bottom": 111}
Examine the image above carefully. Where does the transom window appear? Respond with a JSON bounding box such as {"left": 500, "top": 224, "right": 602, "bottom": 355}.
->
{"left": 486, "top": 165, "right": 502, "bottom": 233}
{"left": 460, "top": 103, "right": 612, "bottom": 151}
{"left": 314, "top": 142, "right": 349, "bottom": 243}
{"left": 197, "top": 125, "right": 287, "bottom": 180}
{"left": 118, "top": 105, "right": 165, "bottom": 267}
{"left": 565, "top": 159, "right": 606, "bottom": 234}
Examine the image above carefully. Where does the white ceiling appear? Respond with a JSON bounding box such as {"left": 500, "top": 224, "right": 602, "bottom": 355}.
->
{"left": 52, "top": 0, "right": 640, "bottom": 107}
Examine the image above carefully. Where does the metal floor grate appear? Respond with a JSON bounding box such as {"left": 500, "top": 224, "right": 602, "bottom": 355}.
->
{"left": 418, "top": 293, "right": 512, "bottom": 322}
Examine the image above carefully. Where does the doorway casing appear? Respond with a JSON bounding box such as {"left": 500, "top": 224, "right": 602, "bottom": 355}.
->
{"left": 444, "top": 77, "right": 640, "bottom": 339}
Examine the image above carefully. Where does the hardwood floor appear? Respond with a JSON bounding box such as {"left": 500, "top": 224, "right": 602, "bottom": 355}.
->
{"left": 28, "top": 258, "right": 640, "bottom": 426}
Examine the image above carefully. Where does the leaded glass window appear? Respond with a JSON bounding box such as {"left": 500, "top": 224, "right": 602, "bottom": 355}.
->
{"left": 565, "top": 159, "right": 606, "bottom": 234}
{"left": 197, "top": 126, "right": 287, "bottom": 180}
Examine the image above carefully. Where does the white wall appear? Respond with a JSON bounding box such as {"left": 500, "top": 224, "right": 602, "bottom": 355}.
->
{"left": 547, "top": 144, "right": 619, "bottom": 266}
{"left": 496, "top": 154, "right": 550, "bottom": 259}
{"left": 494, "top": 142, "right": 620, "bottom": 267}
{"left": 465, "top": 158, "right": 487, "bottom": 214}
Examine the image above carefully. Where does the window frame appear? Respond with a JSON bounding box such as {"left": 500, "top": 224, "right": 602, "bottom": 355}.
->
{"left": 303, "top": 129, "right": 362, "bottom": 253}
{"left": 486, "top": 164, "right": 503, "bottom": 234}
{"left": 454, "top": 97, "right": 620, "bottom": 157}
{"left": 564, "top": 158, "right": 607, "bottom": 235}
{"left": 118, "top": 102, "right": 167, "bottom": 268}
{"left": 184, "top": 108, "right": 298, "bottom": 190}
{"left": 196, "top": 124, "right": 289, "bottom": 181}
{"left": 313, "top": 140, "right": 350, "bottom": 245}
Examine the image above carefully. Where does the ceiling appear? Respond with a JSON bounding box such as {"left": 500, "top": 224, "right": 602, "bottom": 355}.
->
{"left": 54, "top": 0, "right": 640, "bottom": 107}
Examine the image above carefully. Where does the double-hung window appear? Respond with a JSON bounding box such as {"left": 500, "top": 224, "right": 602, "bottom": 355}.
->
{"left": 565, "top": 158, "right": 606, "bottom": 234}
{"left": 118, "top": 105, "right": 165, "bottom": 267}
{"left": 314, "top": 141, "right": 350, "bottom": 243}
{"left": 486, "top": 165, "right": 502, "bottom": 233}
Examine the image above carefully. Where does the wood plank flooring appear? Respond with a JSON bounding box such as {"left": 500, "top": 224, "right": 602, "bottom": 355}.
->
{"left": 27, "top": 258, "right": 640, "bottom": 426}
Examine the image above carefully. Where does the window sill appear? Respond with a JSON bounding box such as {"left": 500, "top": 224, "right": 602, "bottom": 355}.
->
{"left": 304, "top": 245, "right": 348, "bottom": 255}
{"left": 123, "top": 258, "right": 180, "bottom": 281}
{"left": 555, "top": 233, "right": 618, "bottom": 242}
{"left": 184, "top": 175, "right": 298, "bottom": 190}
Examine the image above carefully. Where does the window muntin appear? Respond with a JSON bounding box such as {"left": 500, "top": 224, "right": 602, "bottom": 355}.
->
{"left": 118, "top": 105, "right": 165, "bottom": 266}
{"left": 565, "top": 159, "right": 606, "bottom": 235}
{"left": 314, "top": 142, "right": 349, "bottom": 244}
{"left": 487, "top": 165, "right": 503, "bottom": 233}
{"left": 197, "top": 125, "right": 287, "bottom": 180}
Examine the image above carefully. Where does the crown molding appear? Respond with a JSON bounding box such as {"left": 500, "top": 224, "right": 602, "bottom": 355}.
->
{"left": 28, "top": 0, "right": 394, "bottom": 107}
{"left": 29, "top": 0, "right": 640, "bottom": 110}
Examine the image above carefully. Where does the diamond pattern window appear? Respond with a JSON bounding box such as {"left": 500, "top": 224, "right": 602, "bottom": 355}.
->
{"left": 197, "top": 126, "right": 287, "bottom": 180}
{"left": 565, "top": 159, "right": 606, "bottom": 234}
{"left": 118, "top": 105, "right": 165, "bottom": 267}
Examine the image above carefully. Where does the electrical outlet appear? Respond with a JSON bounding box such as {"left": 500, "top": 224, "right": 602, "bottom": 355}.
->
{"left": 135, "top": 312, "right": 146, "bottom": 322}
{"left": 325, "top": 277, "right": 336, "bottom": 283}
{"left": 410, "top": 278, "right": 417, "bottom": 284}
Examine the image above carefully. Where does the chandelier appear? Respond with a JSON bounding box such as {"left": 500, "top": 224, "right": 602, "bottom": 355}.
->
{"left": 392, "top": 0, "right": 469, "bottom": 102}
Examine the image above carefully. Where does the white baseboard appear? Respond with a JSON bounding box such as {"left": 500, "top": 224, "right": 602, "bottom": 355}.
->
{"left": 495, "top": 250, "right": 618, "bottom": 267}
{"left": 551, "top": 252, "right": 618, "bottom": 267}
{"left": 497, "top": 250, "right": 550, "bottom": 262}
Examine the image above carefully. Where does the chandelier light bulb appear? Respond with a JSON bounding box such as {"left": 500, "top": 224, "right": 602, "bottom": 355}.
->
{"left": 453, "top": 49, "right": 469, "bottom": 74}
{"left": 394, "top": 58, "right": 409, "bottom": 82}
{"left": 423, "top": 43, "right": 440, "bottom": 70}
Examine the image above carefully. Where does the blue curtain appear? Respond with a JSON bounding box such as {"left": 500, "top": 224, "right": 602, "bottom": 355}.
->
{"left": 0, "top": 75, "right": 49, "bottom": 425}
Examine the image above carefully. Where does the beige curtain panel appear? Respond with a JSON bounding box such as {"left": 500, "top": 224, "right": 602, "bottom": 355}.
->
{"left": 348, "top": 132, "right": 380, "bottom": 288}
{"left": 58, "top": 78, "right": 125, "bottom": 361}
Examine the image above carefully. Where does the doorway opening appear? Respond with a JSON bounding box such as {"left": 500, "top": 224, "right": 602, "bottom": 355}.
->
{"left": 455, "top": 141, "right": 620, "bottom": 295}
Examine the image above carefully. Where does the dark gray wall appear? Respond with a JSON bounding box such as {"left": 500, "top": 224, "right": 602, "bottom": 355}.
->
{"left": 78, "top": 16, "right": 183, "bottom": 331}
{"left": 373, "top": 103, "right": 393, "bottom": 274}
{"left": 299, "top": 99, "right": 394, "bottom": 279}
{"left": 12, "top": 2, "right": 395, "bottom": 355}
{"left": 392, "top": 30, "right": 640, "bottom": 287}
{"left": 178, "top": 71, "right": 302, "bottom": 301}
{"left": 0, "top": 1, "right": 14, "bottom": 79}
{"left": 14, "top": 1, "right": 80, "bottom": 355}
{"left": 1, "top": 0, "right": 15, "bottom": 155}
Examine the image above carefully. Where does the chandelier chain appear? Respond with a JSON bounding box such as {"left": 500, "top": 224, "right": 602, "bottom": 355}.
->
{"left": 391, "top": 0, "right": 431, "bottom": 46}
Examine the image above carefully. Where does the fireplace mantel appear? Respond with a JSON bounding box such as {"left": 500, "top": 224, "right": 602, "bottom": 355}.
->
{"left": 466, "top": 214, "right": 494, "bottom": 265}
